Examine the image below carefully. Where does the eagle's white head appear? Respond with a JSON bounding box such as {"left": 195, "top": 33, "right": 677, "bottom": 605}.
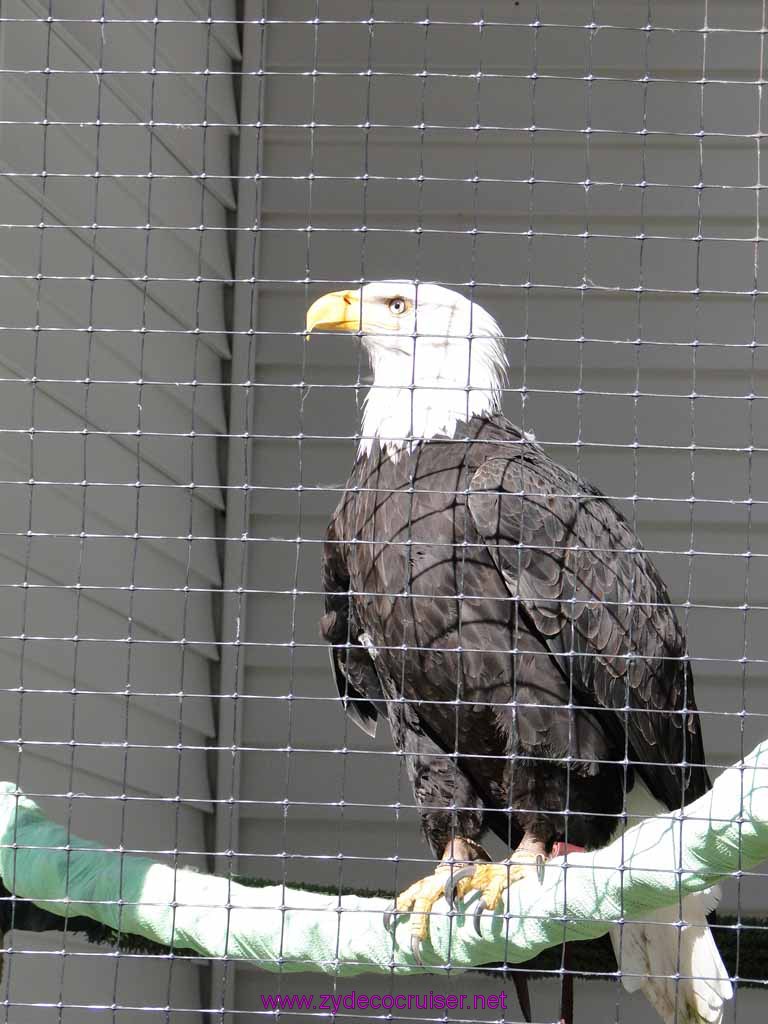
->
{"left": 306, "top": 281, "right": 508, "bottom": 458}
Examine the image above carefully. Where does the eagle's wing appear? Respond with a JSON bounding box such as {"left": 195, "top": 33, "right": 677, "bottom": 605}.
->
{"left": 467, "top": 448, "right": 708, "bottom": 807}
{"left": 320, "top": 513, "right": 382, "bottom": 738}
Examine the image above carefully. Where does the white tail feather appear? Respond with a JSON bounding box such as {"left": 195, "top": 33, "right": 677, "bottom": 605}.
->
{"left": 611, "top": 784, "right": 733, "bottom": 1023}
{"left": 609, "top": 888, "right": 733, "bottom": 1023}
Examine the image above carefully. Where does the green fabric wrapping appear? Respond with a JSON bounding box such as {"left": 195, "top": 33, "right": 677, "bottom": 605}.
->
{"left": 0, "top": 739, "right": 766, "bottom": 975}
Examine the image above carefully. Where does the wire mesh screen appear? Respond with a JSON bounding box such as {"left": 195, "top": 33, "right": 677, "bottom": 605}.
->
{"left": 0, "top": 0, "right": 766, "bottom": 1021}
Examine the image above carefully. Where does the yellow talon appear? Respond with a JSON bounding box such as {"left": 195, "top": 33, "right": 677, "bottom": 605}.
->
{"left": 387, "top": 851, "right": 544, "bottom": 962}
{"left": 395, "top": 865, "right": 455, "bottom": 943}
{"left": 456, "top": 854, "right": 540, "bottom": 909}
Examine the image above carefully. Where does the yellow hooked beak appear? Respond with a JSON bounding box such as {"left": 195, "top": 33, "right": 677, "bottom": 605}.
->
{"left": 305, "top": 289, "right": 363, "bottom": 339}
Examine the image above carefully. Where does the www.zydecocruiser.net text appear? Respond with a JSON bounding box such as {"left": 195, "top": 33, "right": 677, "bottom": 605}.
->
{"left": 261, "top": 991, "right": 510, "bottom": 1012}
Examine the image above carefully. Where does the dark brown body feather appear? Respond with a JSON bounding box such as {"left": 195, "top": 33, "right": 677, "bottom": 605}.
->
{"left": 320, "top": 414, "right": 709, "bottom": 855}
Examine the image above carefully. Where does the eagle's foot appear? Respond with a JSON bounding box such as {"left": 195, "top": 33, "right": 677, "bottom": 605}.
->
{"left": 383, "top": 848, "right": 546, "bottom": 962}
{"left": 383, "top": 862, "right": 474, "bottom": 964}
{"left": 443, "top": 854, "right": 546, "bottom": 936}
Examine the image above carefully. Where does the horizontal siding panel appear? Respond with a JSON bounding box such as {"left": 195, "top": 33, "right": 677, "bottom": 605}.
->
{"left": 0, "top": 194, "right": 230, "bottom": 370}
{"left": 0, "top": 530, "right": 220, "bottom": 648}
{"left": 0, "top": 77, "right": 233, "bottom": 283}
{"left": 0, "top": 247, "right": 229, "bottom": 395}
{"left": 188, "top": 0, "right": 242, "bottom": 61}
{"left": 73, "top": 517, "right": 221, "bottom": 597}
{"left": 261, "top": 204, "right": 758, "bottom": 240}
{"left": 0, "top": 439, "right": 221, "bottom": 589}
{"left": 258, "top": 134, "right": 756, "bottom": 208}
{"left": 15, "top": 0, "right": 237, "bottom": 210}
{"left": 263, "top": 4, "right": 758, "bottom": 90}
{"left": 251, "top": 359, "right": 768, "bottom": 408}
{"left": 0, "top": 318, "right": 224, "bottom": 508}
{"left": 245, "top": 433, "right": 768, "bottom": 504}
{"left": 0, "top": 543, "right": 219, "bottom": 659}
{"left": 254, "top": 231, "right": 764, "bottom": 306}
{"left": 0, "top": 350, "right": 225, "bottom": 500}
{"left": 363, "top": 0, "right": 763, "bottom": 27}
{"left": 0, "top": 169, "right": 230, "bottom": 356}
{"left": 6, "top": 932, "right": 203, "bottom": 1024}
{"left": 251, "top": 283, "right": 768, "bottom": 349}
{"left": 0, "top": 741, "right": 211, "bottom": 817}
{"left": 0, "top": 747, "right": 211, "bottom": 856}
{"left": 248, "top": 369, "right": 768, "bottom": 453}
{"left": 110, "top": 0, "right": 238, "bottom": 121}
{"left": 237, "top": 749, "right": 413, "bottom": 830}
{"left": 0, "top": 687, "right": 212, "bottom": 803}
{"left": 0, "top": 638, "right": 213, "bottom": 728}
{"left": 262, "top": 257, "right": 757, "bottom": 368}
{"left": 261, "top": 0, "right": 760, "bottom": 32}
{"left": 1, "top": 318, "right": 229, "bottom": 436}
{"left": 0, "top": 639, "right": 214, "bottom": 738}
{"left": 261, "top": 119, "right": 755, "bottom": 158}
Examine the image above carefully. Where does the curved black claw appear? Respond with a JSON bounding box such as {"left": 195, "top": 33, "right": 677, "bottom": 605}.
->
{"left": 411, "top": 934, "right": 423, "bottom": 967}
{"left": 443, "top": 865, "right": 475, "bottom": 909}
{"left": 383, "top": 902, "right": 398, "bottom": 932}
{"left": 536, "top": 855, "right": 546, "bottom": 885}
{"left": 473, "top": 898, "right": 487, "bottom": 936}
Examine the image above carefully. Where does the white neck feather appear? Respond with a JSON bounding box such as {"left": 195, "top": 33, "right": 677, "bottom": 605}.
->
{"left": 358, "top": 336, "right": 507, "bottom": 460}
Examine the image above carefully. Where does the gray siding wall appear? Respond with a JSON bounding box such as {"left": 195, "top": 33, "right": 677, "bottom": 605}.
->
{"left": 0, "top": 1, "right": 238, "bottom": 1019}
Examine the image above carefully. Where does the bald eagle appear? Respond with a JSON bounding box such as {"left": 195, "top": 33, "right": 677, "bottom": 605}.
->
{"left": 307, "top": 282, "right": 732, "bottom": 1023}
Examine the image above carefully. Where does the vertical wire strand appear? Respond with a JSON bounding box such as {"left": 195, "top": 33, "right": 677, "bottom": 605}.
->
{"left": 733, "top": 1, "right": 767, "bottom": 1016}
{"left": 328, "top": 3, "right": 379, "bottom": 1003}
{"left": 3, "top": 6, "right": 56, "bottom": 1021}
{"left": 115, "top": 0, "right": 160, "bottom": 1009}
{"left": 106, "top": 2, "right": 161, "bottom": 1016}
{"left": 55, "top": 3, "right": 111, "bottom": 1015}
{"left": 211, "top": 3, "right": 265, "bottom": 1018}
{"left": 612, "top": 2, "right": 656, "bottom": 1016}
{"left": 161, "top": 3, "right": 219, "bottom": 1018}
{"left": 275, "top": 0, "right": 319, "bottom": 992}
{"left": 675, "top": 6, "right": 709, "bottom": 1013}
{"left": 499, "top": 0, "right": 542, "bottom": 982}
{"left": 443, "top": 6, "right": 487, "bottom": 988}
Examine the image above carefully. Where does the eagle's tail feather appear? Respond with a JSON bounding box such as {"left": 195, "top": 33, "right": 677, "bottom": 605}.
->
{"left": 609, "top": 888, "right": 732, "bottom": 1024}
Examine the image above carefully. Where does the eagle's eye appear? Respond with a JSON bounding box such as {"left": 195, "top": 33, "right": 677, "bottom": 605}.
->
{"left": 388, "top": 296, "right": 408, "bottom": 315}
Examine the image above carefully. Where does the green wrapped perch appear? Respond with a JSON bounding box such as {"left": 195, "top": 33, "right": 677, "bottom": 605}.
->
{"left": 0, "top": 739, "right": 766, "bottom": 976}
